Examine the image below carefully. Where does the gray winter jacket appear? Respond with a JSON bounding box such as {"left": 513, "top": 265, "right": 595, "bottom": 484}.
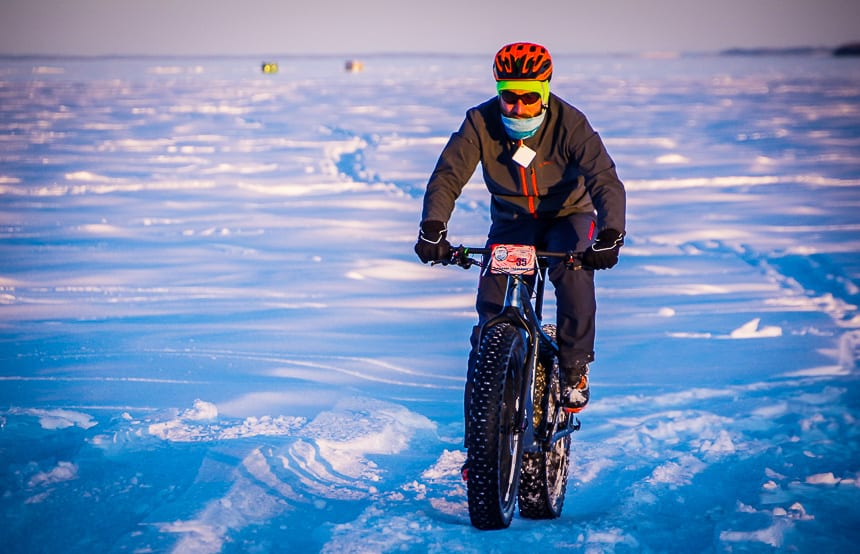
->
{"left": 421, "top": 94, "right": 626, "bottom": 234}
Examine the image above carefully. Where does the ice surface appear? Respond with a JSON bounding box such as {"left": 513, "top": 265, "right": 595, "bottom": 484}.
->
{"left": 1, "top": 53, "right": 858, "bottom": 552}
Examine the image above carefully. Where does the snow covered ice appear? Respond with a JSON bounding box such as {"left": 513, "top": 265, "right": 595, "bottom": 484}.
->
{"left": 1, "top": 53, "right": 859, "bottom": 552}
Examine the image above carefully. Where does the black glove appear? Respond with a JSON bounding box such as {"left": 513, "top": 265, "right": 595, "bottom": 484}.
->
{"left": 582, "top": 228, "right": 624, "bottom": 270}
{"left": 414, "top": 220, "right": 451, "bottom": 264}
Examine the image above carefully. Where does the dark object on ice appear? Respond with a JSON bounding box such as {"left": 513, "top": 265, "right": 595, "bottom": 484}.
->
{"left": 345, "top": 60, "right": 364, "bottom": 72}
{"left": 833, "top": 43, "right": 860, "bottom": 57}
{"left": 721, "top": 46, "right": 827, "bottom": 56}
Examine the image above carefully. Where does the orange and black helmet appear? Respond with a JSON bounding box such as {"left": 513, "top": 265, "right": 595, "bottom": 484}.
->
{"left": 493, "top": 42, "right": 553, "bottom": 81}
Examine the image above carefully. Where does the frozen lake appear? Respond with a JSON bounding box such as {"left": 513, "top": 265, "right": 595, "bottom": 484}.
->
{"left": 1, "top": 52, "right": 859, "bottom": 552}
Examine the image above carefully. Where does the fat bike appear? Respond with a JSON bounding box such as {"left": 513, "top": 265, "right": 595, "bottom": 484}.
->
{"left": 444, "top": 244, "right": 583, "bottom": 530}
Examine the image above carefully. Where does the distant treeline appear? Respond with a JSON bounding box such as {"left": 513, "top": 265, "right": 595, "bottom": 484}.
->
{"left": 721, "top": 43, "right": 860, "bottom": 57}
{"left": 833, "top": 43, "right": 860, "bottom": 56}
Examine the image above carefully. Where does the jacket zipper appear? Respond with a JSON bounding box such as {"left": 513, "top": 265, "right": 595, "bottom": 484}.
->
{"left": 516, "top": 140, "right": 539, "bottom": 217}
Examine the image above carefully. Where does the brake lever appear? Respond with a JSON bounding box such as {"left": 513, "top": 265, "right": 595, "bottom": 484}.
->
{"left": 430, "top": 246, "right": 479, "bottom": 269}
{"left": 565, "top": 251, "right": 584, "bottom": 271}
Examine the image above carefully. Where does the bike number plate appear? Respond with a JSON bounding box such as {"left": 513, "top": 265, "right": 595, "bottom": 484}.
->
{"left": 489, "top": 244, "right": 536, "bottom": 275}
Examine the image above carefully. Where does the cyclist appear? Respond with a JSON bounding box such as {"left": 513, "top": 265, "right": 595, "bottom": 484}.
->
{"left": 414, "top": 42, "right": 627, "bottom": 416}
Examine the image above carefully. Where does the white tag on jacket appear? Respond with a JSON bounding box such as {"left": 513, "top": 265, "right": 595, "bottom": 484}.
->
{"left": 512, "top": 144, "right": 536, "bottom": 167}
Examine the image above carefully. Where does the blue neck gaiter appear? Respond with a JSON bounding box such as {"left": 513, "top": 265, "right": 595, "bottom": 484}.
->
{"left": 501, "top": 111, "right": 546, "bottom": 140}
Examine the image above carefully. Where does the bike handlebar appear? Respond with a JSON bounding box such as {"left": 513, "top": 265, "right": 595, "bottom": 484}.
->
{"left": 442, "top": 245, "right": 584, "bottom": 270}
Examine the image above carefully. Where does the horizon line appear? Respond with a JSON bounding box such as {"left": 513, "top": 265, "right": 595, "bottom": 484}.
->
{"left": 0, "top": 45, "right": 848, "bottom": 60}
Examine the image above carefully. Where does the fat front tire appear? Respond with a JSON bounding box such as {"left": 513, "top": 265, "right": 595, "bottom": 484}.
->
{"left": 518, "top": 324, "right": 571, "bottom": 519}
{"left": 466, "top": 322, "right": 527, "bottom": 530}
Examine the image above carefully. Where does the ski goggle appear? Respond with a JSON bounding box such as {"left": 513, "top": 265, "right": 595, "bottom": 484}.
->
{"left": 499, "top": 90, "right": 542, "bottom": 105}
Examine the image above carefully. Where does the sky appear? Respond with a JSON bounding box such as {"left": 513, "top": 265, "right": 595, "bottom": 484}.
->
{"left": 0, "top": 0, "right": 858, "bottom": 57}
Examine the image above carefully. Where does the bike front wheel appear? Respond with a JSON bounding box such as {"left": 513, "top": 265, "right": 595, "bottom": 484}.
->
{"left": 466, "top": 322, "right": 527, "bottom": 530}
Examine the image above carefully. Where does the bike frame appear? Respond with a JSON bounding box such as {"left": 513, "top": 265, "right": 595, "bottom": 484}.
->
{"left": 455, "top": 247, "right": 581, "bottom": 453}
